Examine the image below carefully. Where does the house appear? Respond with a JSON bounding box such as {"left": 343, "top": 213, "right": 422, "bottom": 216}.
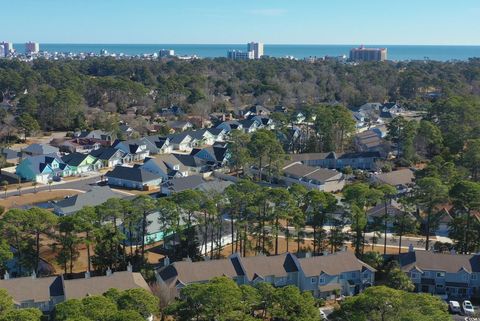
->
{"left": 105, "top": 166, "right": 163, "bottom": 190}
{"left": 399, "top": 250, "right": 480, "bottom": 299}
{"left": 191, "top": 145, "right": 229, "bottom": 168}
{"left": 206, "top": 128, "right": 227, "bottom": 142}
{"left": 55, "top": 138, "right": 103, "bottom": 154}
{"left": 159, "top": 105, "right": 185, "bottom": 117}
{"left": 16, "top": 154, "right": 72, "bottom": 183}
{"left": 172, "top": 154, "right": 209, "bottom": 174}
{"left": 290, "top": 151, "right": 383, "bottom": 171}
{"left": 242, "top": 105, "right": 271, "bottom": 118}
{"left": 0, "top": 148, "right": 21, "bottom": 164}
{"left": 75, "top": 129, "right": 115, "bottom": 143}
{"left": 62, "top": 270, "right": 151, "bottom": 300}
{"left": 239, "top": 118, "right": 261, "bottom": 133}
{"left": 0, "top": 270, "right": 151, "bottom": 313}
{"left": 298, "top": 251, "right": 375, "bottom": 298}
{"left": 366, "top": 201, "right": 410, "bottom": 227}
{"left": 144, "top": 136, "right": 172, "bottom": 154}
{"left": 113, "top": 139, "right": 150, "bottom": 161}
{"left": 89, "top": 147, "right": 129, "bottom": 168}
{"left": 355, "top": 130, "right": 390, "bottom": 156}
{"left": 380, "top": 102, "right": 405, "bottom": 116}
{"left": 62, "top": 153, "right": 99, "bottom": 174}
{"left": 166, "top": 133, "right": 196, "bottom": 151}
{"left": 249, "top": 115, "right": 275, "bottom": 130}
{"left": 52, "top": 186, "right": 119, "bottom": 216}
{"left": 372, "top": 168, "right": 415, "bottom": 193}
{"left": 216, "top": 120, "right": 243, "bottom": 133}
{"left": 161, "top": 175, "right": 205, "bottom": 195}
{"left": 167, "top": 120, "right": 193, "bottom": 132}
{"left": 182, "top": 129, "right": 216, "bottom": 146}
{"left": 156, "top": 251, "right": 375, "bottom": 301}
{"left": 140, "top": 155, "right": 189, "bottom": 181}
{"left": 119, "top": 123, "right": 135, "bottom": 137}
{"left": 22, "top": 143, "right": 59, "bottom": 157}
{"left": 281, "top": 162, "right": 345, "bottom": 192}
{"left": 0, "top": 275, "right": 64, "bottom": 312}
{"left": 185, "top": 115, "right": 212, "bottom": 128}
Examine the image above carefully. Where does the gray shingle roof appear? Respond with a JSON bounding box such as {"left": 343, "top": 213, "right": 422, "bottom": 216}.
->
{"left": 106, "top": 166, "right": 162, "bottom": 183}
{"left": 299, "top": 251, "right": 376, "bottom": 277}
{"left": 400, "top": 251, "right": 480, "bottom": 273}
{"left": 23, "top": 143, "right": 59, "bottom": 155}
{"left": 53, "top": 186, "right": 119, "bottom": 215}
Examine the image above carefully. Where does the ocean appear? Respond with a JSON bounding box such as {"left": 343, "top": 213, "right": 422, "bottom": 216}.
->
{"left": 13, "top": 43, "right": 480, "bottom": 61}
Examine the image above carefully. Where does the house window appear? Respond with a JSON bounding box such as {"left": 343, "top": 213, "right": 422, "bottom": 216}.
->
{"left": 436, "top": 284, "right": 444, "bottom": 289}
{"left": 411, "top": 272, "right": 419, "bottom": 279}
{"left": 436, "top": 272, "right": 445, "bottom": 278}
{"left": 319, "top": 277, "right": 325, "bottom": 284}
{"left": 339, "top": 274, "right": 344, "bottom": 280}
{"left": 472, "top": 274, "right": 477, "bottom": 280}
{"left": 351, "top": 272, "right": 357, "bottom": 278}
{"left": 311, "top": 277, "right": 317, "bottom": 284}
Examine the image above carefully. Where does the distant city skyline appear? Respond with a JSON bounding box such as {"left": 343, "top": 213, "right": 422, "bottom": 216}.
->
{"left": 3, "top": 0, "right": 480, "bottom": 45}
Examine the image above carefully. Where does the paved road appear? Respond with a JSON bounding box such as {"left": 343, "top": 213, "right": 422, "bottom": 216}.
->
{"left": 3, "top": 174, "right": 104, "bottom": 198}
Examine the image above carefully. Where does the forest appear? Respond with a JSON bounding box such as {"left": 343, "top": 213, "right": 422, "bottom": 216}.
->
{"left": 0, "top": 57, "right": 480, "bottom": 134}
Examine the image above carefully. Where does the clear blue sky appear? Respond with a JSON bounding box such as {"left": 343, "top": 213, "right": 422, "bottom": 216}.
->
{"left": 5, "top": 0, "right": 480, "bottom": 45}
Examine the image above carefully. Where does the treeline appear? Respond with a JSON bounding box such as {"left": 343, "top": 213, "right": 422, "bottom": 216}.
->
{"left": 164, "top": 277, "right": 450, "bottom": 321}
{"left": 0, "top": 287, "right": 158, "bottom": 321}
{"left": 1, "top": 58, "right": 480, "bottom": 132}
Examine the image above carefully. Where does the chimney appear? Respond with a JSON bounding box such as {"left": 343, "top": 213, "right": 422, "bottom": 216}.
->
{"left": 164, "top": 256, "right": 170, "bottom": 267}
{"left": 31, "top": 271, "right": 36, "bottom": 279}
{"left": 106, "top": 268, "right": 112, "bottom": 277}
{"left": 127, "top": 262, "right": 133, "bottom": 272}
{"left": 85, "top": 271, "right": 91, "bottom": 279}
{"left": 408, "top": 244, "right": 414, "bottom": 253}
{"left": 4, "top": 271, "right": 9, "bottom": 280}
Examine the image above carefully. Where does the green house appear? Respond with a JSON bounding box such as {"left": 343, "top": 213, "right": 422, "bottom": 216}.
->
{"left": 61, "top": 152, "right": 100, "bottom": 175}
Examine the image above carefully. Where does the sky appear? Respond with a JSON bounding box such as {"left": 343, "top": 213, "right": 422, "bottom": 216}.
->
{"left": 4, "top": 0, "right": 480, "bottom": 45}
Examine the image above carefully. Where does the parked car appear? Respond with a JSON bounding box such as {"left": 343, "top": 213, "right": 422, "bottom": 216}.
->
{"left": 462, "top": 300, "right": 475, "bottom": 316}
{"left": 319, "top": 309, "right": 327, "bottom": 320}
{"left": 449, "top": 300, "right": 461, "bottom": 314}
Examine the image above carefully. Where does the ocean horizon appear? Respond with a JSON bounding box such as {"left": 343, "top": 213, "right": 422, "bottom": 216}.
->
{"left": 12, "top": 43, "right": 480, "bottom": 61}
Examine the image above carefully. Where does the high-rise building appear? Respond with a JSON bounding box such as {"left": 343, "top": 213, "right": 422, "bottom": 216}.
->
{"left": 159, "top": 49, "right": 175, "bottom": 58}
{"left": 25, "top": 41, "right": 39, "bottom": 55}
{"left": 227, "top": 50, "right": 254, "bottom": 61}
{"left": 349, "top": 46, "right": 387, "bottom": 62}
{"left": 247, "top": 42, "right": 264, "bottom": 59}
{"left": 1, "top": 42, "right": 13, "bottom": 56}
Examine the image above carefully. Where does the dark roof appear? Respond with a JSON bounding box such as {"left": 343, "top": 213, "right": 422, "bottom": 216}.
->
{"left": 164, "top": 175, "right": 205, "bottom": 193}
{"left": 172, "top": 154, "right": 205, "bottom": 168}
{"left": 89, "top": 147, "right": 124, "bottom": 160}
{"left": 239, "top": 119, "right": 259, "bottom": 128}
{"left": 62, "top": 152, "right": 90, "bottom": 167}
{"left": 399, "top": 251, "right": 480, "bottom": 273}
{"left": 206, "top": 128, "right": 225, "bottom": 136}
{"left": 337, "top": 151, "right": 382, "bottom": 159}
{"left": 0, "top": 148, "right": 20, "bottom": 160}
{"left": 53, "top": 186, "right": 119, "bottom": 215}
{"left": 166, "top": 132, "right": 192, "bottom": 145}
{"left": 105, "top": 166, "right": 162, "bottom": 183}
{"left": 23, "top": 143, "right": 59, "bottom": 155}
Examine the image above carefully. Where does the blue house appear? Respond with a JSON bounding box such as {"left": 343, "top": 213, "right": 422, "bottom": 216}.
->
{"left": 16, "top": 154, "right": 72, "bottom": 183}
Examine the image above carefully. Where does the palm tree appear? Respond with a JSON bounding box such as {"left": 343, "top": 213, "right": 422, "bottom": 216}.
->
{"left": 48, "top": 180, "right": 53, "bottom": 192}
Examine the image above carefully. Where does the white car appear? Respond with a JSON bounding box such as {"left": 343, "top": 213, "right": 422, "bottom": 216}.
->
{"left": 449, "top": 300, "right": 461, "bottom": 314}
{"left": 462, "top": 300, "right": 475, "bottom": 315}
{"left": 319, "top": 309, "right": 327, "bottom": 320}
